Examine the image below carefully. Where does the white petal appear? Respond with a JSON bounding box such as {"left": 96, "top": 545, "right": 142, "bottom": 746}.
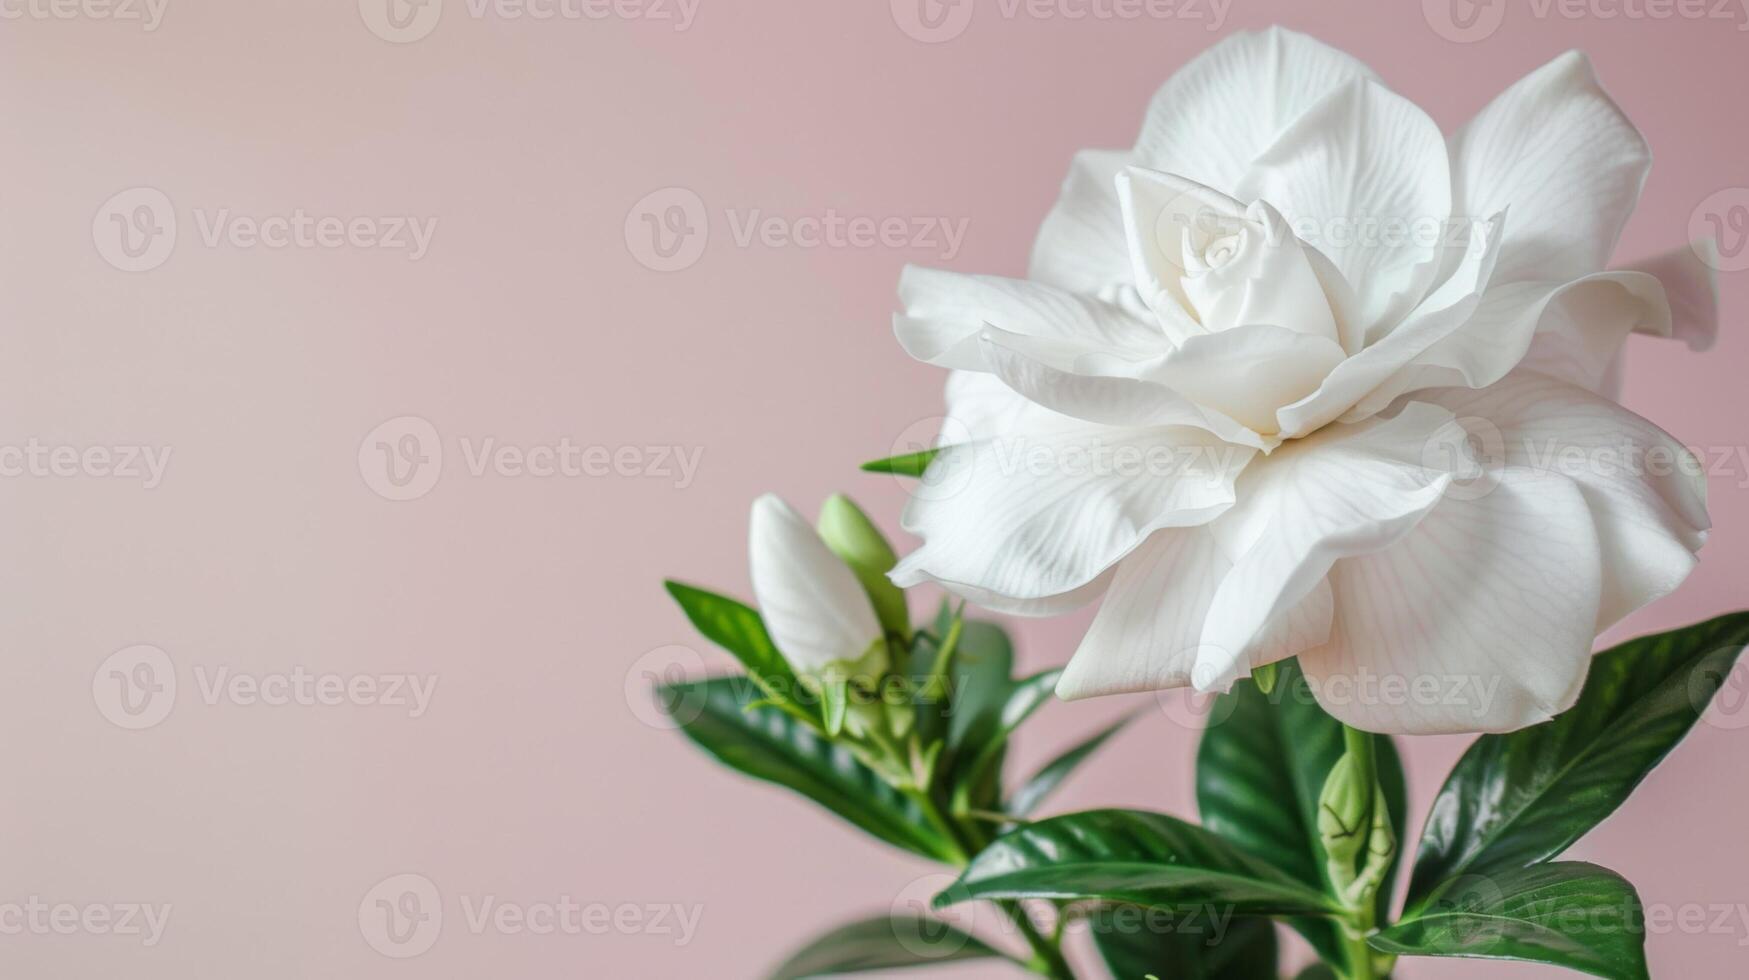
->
{"left": 1056, "top": 528, "right": 1332, "bottom": 699}
{"left": 1450, "top": 51, "right": 1650, "bottom": 285}
{"left": 977, "top": 336, "right": 1276, "bottom": 451}
{"left": 1300, "top": 468, "right": 1603, "bottom": 734}
{"left": 1512, "top": 272, "right": 1670, "bottom": 393}
{"left": 748, "top": 495, "right": 882, "bottom": 673}
{"left": 1193, "top": 402, "right": 1465, "bottom": 691}
{"left": 1352, "top": 270, "right": 1665, "bottom": 413}
{"left": 1275, "top": 212, "right": 1504, "bottom": 436}
{"left": 894, "top": 267, "right": 1165, "bottom": 370}
{"left": 1134, "top": 27, "right": 1378, "bottom": 198}
{"left": 1237, "top": 78, "right": 1452, "bottom": 336}
{"left": 943, "top": 369, "right": 1082, "bottom": 441}
{"left": 1622, "top": 243, "right": 1719, "bottom": 351}
{"left": 890, "top": 425, "right": 1255, "bottom": 612}
{"left": 1030, "top": 149, "right": 1133, "bottom": 294}
{"left": 1416, "top": 372, "right": 1708, "bottom": 631}
{"left": 1145, "top": 324, "right": 1346, "bottom": 435}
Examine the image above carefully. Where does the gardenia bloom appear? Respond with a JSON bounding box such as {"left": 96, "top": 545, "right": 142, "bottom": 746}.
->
{"left": 749, "top": 494, "right": 887, "bottom": 683}
{"left": 888, "top": 28, "right": 1717, "bottom": 734}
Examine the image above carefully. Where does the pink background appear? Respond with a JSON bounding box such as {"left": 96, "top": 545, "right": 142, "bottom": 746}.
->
{"left": 1, "top": 1, "right": 1744, "bottom": 977}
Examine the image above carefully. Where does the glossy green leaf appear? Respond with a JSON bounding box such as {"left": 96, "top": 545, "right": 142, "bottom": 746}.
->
{"left": 1007, "top": 714, "right": 1136, "bottom": 817}
{"left": 661, "top": 678, "right": 956, "bottom": 861}
{"left": 936, "top": 809, "right": 1338, "bottom": 917}
{"left": 1196, "top": 661, "right": 1406, "bottom": 960}
{"left": 664, "top": 581, "right": 804, "bottom": 710}
{"left": 1292, "top": 966, "right": 1338, "bottom": 980}
{"left": 1092, "top": 910, "right": 1277, "bottom": 980}
{"left": 860, "top": 448, "right": 943, "bottom": 477}
{"left": 1408, "top": 613, "right": 1749, "bottom": 909}
{"left": 1373, "top": 862, "right": 1648, "bottom": 980}
{"left": 954, "top": 668, "right": 1063, "bottom": 810}
{"left": 767, "top": 914, "right": 1001, "bottom": 979}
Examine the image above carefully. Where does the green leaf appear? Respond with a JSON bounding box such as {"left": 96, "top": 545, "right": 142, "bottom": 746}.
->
{"left": 664, "top": 581, "right": 805, "bottom": 711}
{"left": 1407, "top": 613, "right": 1749, "bottom": 909}
{"left": 953, "top": 668, "right": 1062, "bottom": 811}
{"left": 936, "top": 809, "right": 1338, "bottom": 917}
{"left": 932, "top": 613, "right": 1019, "bottom": 821}
{"left": 1372, "top": 862, "right": 1648, "bottom": 980}
{"left": 943, "top": 616, "right": 1018, "bottom": 750}
{"left": 1195, "top": 661, "right": 1406, "bottom": 960}
{"left": 662, "top": 678, "right": 956, "bottom": 861}
{"left": 1007, "top": 714, "right": 1137, "bottom": 817}
{"left": 859, "top": 448, "right": 942, "bottom": 477}
{"left": 1092, "top": 911, "right": 1277, "bottom": 979}
{"left": 1292, "top": 966, "right": 1338, "bottom": 980}
{"left": 767, "top": 914, "right": 1000, "bottom": 979}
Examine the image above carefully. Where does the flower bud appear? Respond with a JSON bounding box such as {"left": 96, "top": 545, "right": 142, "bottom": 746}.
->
{"left": 750, "top": 494, "right": 889, "bottom": 686}
{"left": 1318, "top": 753, "right": 1372, "bottom": 892}
{"left": 817, "top": 494, "right": 911, "bottom": 641}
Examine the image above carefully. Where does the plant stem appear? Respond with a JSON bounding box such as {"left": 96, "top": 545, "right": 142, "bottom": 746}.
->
{"left": 907, "top": 789, "right": 1076, "bottom": 978}
{"left": 1338, "top": 724, "right": 1381, "bottom": 980}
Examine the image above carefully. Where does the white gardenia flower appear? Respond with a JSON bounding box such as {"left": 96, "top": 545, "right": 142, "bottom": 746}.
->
{"left": 888, "top": 28, "right": 1718, "bottom": 735}
{"left": 749, "top": 494, "right": 886, "bottom": 682}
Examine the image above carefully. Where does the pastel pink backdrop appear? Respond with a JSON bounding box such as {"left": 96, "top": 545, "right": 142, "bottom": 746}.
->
{"left": 0, "top": 1, "right": 1743, "bottom": 977}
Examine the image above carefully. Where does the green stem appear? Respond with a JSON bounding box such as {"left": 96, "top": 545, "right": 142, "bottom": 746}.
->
{"left": 907, "top": 789, "right": 1076, "bottom": 978}
{"left": 1338, "top": 725, "right": 1381, "bottom": 980}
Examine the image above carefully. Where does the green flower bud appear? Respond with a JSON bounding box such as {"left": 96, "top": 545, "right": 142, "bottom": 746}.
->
{"left": 1318, "top": 753, "right": 1372, "bottom": 893}
{"left": 818, "top": 494, "right": 911, "bottom": 641}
